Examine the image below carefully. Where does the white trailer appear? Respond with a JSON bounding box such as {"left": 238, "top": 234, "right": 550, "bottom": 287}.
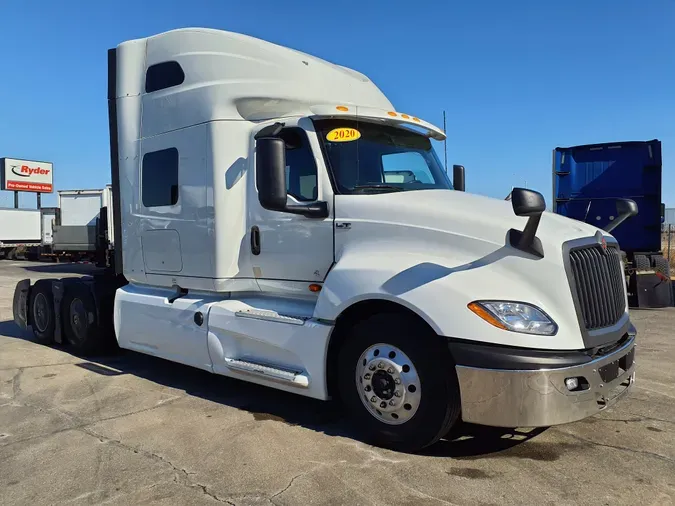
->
{"left": 13, "top": 28, "right": 637, "bottom": 452}
{"left": 57, "top": 189, "right": 105, "bottom": 226}
{"left": 0, "top": 208, "right": 41, "bottom": 258}
{"left": 41, "top": 208, "right": 57, "bottom": 246}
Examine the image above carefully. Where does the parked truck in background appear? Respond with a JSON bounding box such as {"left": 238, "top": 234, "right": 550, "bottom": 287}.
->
{"left": 552, "top": 140, "right": 671, "bottom": 308}
{"left": 13, "top": 28, "right": 637, "bottom": 452}
{"left": 51, "top": 188, "right": 109, "bottom": 262}
{"left": 1, "top": 207, "right": 57, "bottom": 260}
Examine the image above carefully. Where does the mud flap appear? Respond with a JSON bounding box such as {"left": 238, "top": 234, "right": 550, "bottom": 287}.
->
{"left": 12, "top": 279, "right": 31, "bottom": 330}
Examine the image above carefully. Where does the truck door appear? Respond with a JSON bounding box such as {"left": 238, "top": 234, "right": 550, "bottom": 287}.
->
{"left": 249, "top": 119, "right": 334, "bottom": 286}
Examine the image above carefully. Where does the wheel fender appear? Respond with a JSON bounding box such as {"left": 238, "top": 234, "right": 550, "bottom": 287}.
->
{"left": 314, "top": 253, "right": 448, "bottom": 335}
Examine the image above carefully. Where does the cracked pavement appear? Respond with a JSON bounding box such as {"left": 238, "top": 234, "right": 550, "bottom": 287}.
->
{"left": 1, "top": 261, "right": 674, "bottom": 505}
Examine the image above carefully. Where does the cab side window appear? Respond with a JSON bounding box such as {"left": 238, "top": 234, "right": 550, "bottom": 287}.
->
{"left": 279, "top": 128, "right": 318, "bottom": 202}
{"left": 142, "top": 148, "right": 179, "bottom": 207}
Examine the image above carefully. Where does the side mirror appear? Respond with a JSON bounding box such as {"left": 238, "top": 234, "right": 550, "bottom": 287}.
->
{"left": 453, "top": 165, "right": 465, "bottom": 192}
{"left": 256, "top": 137, "right": 288, "bottom": 212}
{"left": 508, "top": 187, "right": 546, "bottom": 258}
{"left": 255, "top": 136, "right": 330, "bottom": 219}
{"left": 604, "top": 198, "right": 638, "bottom": 234}
{"left": 511, "top": 188, "right": 546, "bottom": 217}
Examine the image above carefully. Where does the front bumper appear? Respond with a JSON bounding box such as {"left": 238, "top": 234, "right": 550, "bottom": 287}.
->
{"left": 452, "top": 332, "right": 636, "bottom": 427}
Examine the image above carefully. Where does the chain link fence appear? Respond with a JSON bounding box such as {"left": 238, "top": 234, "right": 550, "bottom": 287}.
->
{"left": 662, "top": 224, "right": 675, "bottom": 274}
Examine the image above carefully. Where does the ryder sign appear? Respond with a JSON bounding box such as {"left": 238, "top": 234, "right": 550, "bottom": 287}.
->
{"left": 1, "top": 158, "right": 54, "bottom": 193}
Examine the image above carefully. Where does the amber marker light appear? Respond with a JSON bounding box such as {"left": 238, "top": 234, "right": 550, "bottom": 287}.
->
{"left": 467, "top": 302, "right": 508, "bottom": 330}
{"left": 309, "top": 284, "right": 322, "bottom": 293}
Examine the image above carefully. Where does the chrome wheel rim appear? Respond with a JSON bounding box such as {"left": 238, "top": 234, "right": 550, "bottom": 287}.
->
{"left": 33, "top": 293, "right": 49, "bottom": 333}
{"left": 356, "top": 343, "right": 421, "bottom": 425}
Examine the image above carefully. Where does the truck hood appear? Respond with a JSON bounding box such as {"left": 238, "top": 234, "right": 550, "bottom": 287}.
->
{"left": 325, "top": 189, "right": 621, "bottom": 351}
{"left": 334, "top": 189, "right": 605, "bottom": 252}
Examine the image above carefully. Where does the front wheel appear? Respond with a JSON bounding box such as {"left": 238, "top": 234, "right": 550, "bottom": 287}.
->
{"left": 337, "top": 313, "right": 461, "bottom": 452}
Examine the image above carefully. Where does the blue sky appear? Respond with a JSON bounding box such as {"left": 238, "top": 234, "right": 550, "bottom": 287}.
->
{"left": 1, "top": 0, "right": 673, "bottom": 209}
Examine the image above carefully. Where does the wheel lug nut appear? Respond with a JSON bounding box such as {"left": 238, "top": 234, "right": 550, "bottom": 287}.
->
{"left": 394, "top": 391, "right": 402, "bottom": 397}
{"left": 370, "top": 396, "right": 377, "bottom": 403}
{"left": 389, "top": 400, "right": 396, "bottom": 406}
{"left": 380, "top": 401, "right": 387, "bottom": 408}
{"left": 365, "top": 385, "right": 371, "bottom": 392}
{"left": 394, "top": 378, "right": 401, "bottom": 384}
{"left": 387, "top": 367, "right": 394, "bottom": 374}
{"left": 377, "top": 362, "right": 384, "bottom": 369}
{"left": 369, "top": 365, "right": 376, "bottom": 371}
{"left": 364, "top": 373, "right": 371, "bottom": 380}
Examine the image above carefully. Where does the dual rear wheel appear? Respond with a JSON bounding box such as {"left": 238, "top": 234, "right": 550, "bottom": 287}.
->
{"left": 28, "top": 279, "right": 112, "bottom": 356}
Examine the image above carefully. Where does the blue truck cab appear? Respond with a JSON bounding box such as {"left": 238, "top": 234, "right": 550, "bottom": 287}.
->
{"left": 552, "top": 139, "right": 671, "bottom": 307}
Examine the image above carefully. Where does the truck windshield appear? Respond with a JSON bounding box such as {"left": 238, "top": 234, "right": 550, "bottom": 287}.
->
{"left": 313, "top": 119, "right": 452, "bottom": 194}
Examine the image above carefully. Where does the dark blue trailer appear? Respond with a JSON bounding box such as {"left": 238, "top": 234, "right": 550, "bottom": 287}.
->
{"left": 553, "top": 139, "right": 671, "bottom": 307}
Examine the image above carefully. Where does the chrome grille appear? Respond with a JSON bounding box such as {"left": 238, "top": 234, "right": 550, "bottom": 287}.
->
{"left": 569, "top": 244, "right": 626, "bottom": 330}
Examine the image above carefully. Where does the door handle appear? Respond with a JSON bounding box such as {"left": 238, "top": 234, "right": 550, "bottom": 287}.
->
{"left": 251, "top": 226, "right": 261, "bottom": 255}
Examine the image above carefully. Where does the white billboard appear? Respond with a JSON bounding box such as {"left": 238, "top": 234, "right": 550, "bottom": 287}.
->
{"left": 1, "top": 157, "right": 54, "bottom": 193}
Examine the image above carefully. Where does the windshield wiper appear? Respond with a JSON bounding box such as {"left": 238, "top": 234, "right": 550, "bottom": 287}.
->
{"left": 352, "top": 184, "right": 405, "bottom": 193}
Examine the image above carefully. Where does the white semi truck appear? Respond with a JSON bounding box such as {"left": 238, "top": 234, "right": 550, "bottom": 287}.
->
{"left": 13, "top": 28, "right": 637, "bottom": 451}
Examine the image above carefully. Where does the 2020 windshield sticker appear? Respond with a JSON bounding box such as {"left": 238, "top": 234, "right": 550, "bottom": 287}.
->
{"left": 326, "top": 127, "right": 361, "bottom": 142}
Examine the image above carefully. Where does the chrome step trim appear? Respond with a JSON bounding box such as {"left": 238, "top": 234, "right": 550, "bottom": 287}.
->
{"left": 224, "top": 357, "right": 310, "bottom": 388}
{"left": 235, "top": 308, "right": 307, "bottom": 326}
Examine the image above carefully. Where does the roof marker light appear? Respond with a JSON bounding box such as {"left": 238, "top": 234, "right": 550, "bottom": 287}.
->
{"left": 401, "top": 114, "right": 410, "bottom": 119}
{"left": 412, "top": 117, "right": 421, "bottom": 122}
{"left": 387, "top": 111, "right": 397, "bottom": 117}
{"left": 336, "top": 106, "right": 349, "bottom": 112}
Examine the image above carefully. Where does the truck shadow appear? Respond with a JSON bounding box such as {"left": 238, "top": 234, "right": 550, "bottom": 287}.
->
{"left": 0, "top": 319, "right": 546, "bottom": 458}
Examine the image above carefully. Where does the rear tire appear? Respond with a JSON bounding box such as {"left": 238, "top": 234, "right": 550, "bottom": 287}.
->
{"left": 29, "top": 280, "right": 56, "bottom": 345}
{"left": 337, "top": 312, "right": 461, "bottom": 452}
{"left": 61, "top": 282, "right": 107, "bottom": 356}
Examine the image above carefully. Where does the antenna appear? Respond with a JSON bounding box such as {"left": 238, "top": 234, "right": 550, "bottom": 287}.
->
{"left": 443, "top": 110, "right": 447, "bottom": 172}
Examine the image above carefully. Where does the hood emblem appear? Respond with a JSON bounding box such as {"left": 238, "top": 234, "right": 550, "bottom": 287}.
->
{"left": 595, "top": 231, "right": 608, "bottom": 253}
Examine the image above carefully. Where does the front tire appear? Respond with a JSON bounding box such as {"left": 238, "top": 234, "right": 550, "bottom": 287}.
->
{"left": 337, "top": 313, "right": 461, "bottom": 452}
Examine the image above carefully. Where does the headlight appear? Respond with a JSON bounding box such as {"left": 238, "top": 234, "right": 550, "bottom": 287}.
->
{"left": 467, "top": 301, "right": 557, "bottom": 336}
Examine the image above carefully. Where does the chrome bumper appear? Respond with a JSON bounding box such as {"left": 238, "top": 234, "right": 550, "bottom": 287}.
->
{"left": 455, "top": 337, "right": 636, "bottom": 427}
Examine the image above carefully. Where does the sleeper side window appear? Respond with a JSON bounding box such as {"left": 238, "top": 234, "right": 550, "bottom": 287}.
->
{"left": 142, "top": 148, "right": 179, "bottom": 207}
{"left": 279, "top": 128, "right": 318, "bottom": 202}
{"left": 145, "top": 61, "right": 185, "bottom": 93}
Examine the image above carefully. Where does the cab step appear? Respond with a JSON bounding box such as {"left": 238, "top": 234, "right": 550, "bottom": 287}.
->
{"left": 224, "top": 357, "right": 310, "bottom": 388}
{"left": 234, "top": 308, "right": 308, "bottom": 326}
